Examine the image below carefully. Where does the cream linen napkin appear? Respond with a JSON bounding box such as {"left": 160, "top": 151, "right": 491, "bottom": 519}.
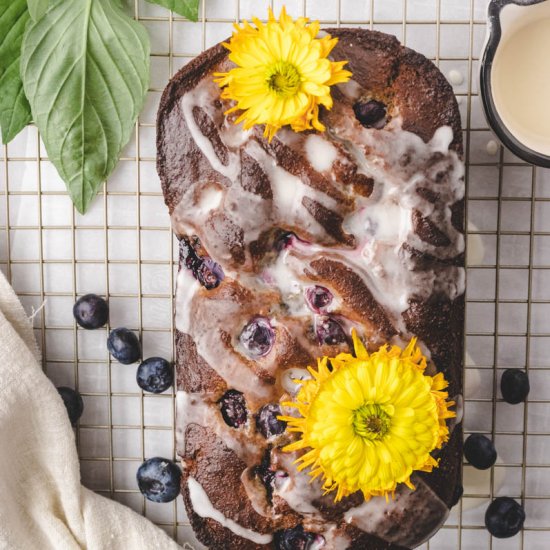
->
{"left": 0, "top": 270, "right": 182, "bottom": 550}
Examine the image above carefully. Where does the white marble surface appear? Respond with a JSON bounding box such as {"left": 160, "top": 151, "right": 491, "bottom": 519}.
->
{"left": 1, "top": 0, "right": 549, "bottom": 548}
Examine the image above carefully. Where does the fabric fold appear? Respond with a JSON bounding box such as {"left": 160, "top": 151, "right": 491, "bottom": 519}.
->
{"left": 0, "top": 270, "right": 181, "bottom": 550}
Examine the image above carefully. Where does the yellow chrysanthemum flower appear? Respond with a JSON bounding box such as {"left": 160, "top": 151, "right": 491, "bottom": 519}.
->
{"left": 213, "top": 7, "right": 352, "bottom": 141}
{"left": 279, "top": 331, "right": 456, "bottom": 502}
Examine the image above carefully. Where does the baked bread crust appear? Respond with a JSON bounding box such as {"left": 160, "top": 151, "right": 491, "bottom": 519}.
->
{"left": 158, "top": 28, "right": 464, "bottom": 550}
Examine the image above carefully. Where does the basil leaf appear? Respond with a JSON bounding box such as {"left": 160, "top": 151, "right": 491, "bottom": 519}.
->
{"left": 21, "top": 0, "right": 150, "bottom": 214}
{"left": 146, "top": 0, "right": 200, "bottom": 22}
{"left": 27, "top": 0, "right": 49, "bottom": 21}
{"left": 0, "top": 0, "right": 32, "bottom": 144}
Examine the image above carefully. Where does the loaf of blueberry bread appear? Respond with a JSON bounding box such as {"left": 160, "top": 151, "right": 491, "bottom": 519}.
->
{"left": 157, "top": 21, "right": 464, "bottom": 550}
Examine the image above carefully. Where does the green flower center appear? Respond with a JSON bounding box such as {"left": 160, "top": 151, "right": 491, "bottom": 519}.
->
{"left": 266, "top": 61, "right": 302, "bottom": 97}
{"left": 353, "top": 403, "right": 391, "bottom": 440}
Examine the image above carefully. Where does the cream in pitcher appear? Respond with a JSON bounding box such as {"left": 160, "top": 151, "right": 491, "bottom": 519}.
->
{"left": 492, "top": 16, "right": 550, "bottom": 155}
{"left": 480, "top": 0, "right": 550, "bottom": 165}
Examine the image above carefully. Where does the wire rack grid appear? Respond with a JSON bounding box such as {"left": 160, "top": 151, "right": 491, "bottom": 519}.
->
{"left": 1, "top": 0, "right": 550, "bottom": 548}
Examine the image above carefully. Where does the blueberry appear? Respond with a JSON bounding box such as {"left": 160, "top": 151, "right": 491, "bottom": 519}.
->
{"left": 179, "top": 237, "right": 203, "bottom": 272}
{"left": 353, "top": 99, "right": 387, "bottom": 129}
{"left": 195, "top": 258, "right": 224, "bottom": 290}
{"left": 316, "top": 316, "right": 347, "bottom": 346}
{"left": 107, "top": 328, "right": 141, "bottom": 364}
{"left": 256, "top": 463, "right": 276, "bottom": 489}
{"left": 274, "top": 525, "right": 324, "bottom": 550}
{"left": 136, "top": 357, "right": 173, "bottom": 394}
{"left": 136, "top": 457, "right": 181, "bottom": 503}
{"left": 254, "top": 449, "right": 277, "bottom": 501}
{"left": 179, "top": 237, "right": 224, "bottom": 290}
{"left": 73, "top": 294, "right": 109, "bottom": 329}
{"left": 464, "top": 434, "right": 497, "bottom": 470}
{"left": 485, "top": 497, "right": 525, "bottom": 538}
{"left": 256, "top": 404, "right": 286, "bottom": 438}
{"left": 501, "top": 369, "right": 530, "bottom": 404}
{"left": 240, "top": 317, "right": 275, "bottom": 358}
{"left": 57, "top": 386, "right": 84, "bottom": 425}
{"left": 274, "top": 231, "right": 297, "bottom": 251}
{"left": 219, "top": 389, "right": 248, "bottom": 428}
{"left": 305, "top": 286, "right": 333, "bottom": 313}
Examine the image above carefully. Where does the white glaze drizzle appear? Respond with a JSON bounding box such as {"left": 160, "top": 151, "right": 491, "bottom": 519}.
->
{"left": 274, "top": 464, "right": 322, "bottom": 516}
{"left": 337, "top": 79, "right": 363, "bottom": 100}
{"left": 447, "top": 393, "right": 464, "bottom": 434}
{"left": 196, "top": 184, "right": 224, "bottom": 215}
{"left": 240, "top": 467, "right": 272, "bottom": 517}
{"left": 175, "top": 268, "right": 201, "bottom": 334}
{"left": 319, "top": 527, "right": 351, "bottom": 550}
{"left": 280, "top": 367, "right": 313, "bottom": 395}
{"left": 305, "top": 134, "right": 339, "bottom": 172}
{"left": 188, "top": 477, "right": 273, "bottom": 545}
{"left": 175, "top": 391, "right": 188, "bottom": 456}
{"left": 261, "top": 248, "right": 310, "bottom": 317}
{"left": 448, "top": 69, "right": 464, "bottom": 86}
{"left": 486, "top": 139, "right": 499, "bottom": 155}
{"left": 245, "top": 138, "right": 338, "bottom": 230}
{"left": 180, "top": 78, "right": 242, "bottom": 182}
{"left": 454, "top": 394, "right": 464, "bottom": 425}
{"left": 328, "top": 123, "right": 465, "bottom": 327}
{"left": 275, "top": 480, "right": 322, "bottom": 519}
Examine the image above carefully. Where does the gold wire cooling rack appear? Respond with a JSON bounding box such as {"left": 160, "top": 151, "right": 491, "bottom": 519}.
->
{"left": 1, "top": 0, "right": 550, "bottom": 548}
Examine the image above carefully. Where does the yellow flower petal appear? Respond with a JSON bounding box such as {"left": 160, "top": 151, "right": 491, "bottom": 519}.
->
{"left": 280, "top": 329, "right": 456, "bottom": 501}
{"left": 214, "top": 7, "right": 351, "bottom": 140}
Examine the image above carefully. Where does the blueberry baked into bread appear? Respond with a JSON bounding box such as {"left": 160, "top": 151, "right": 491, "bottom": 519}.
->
{"left": 157, "top": 9, "right": 464, "bottom": 550}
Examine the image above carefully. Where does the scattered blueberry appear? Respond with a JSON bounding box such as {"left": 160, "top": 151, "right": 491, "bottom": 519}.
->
{"left": 136, "top": 457, "right": 181, "bottom": 503}
{"left": 73, "top": 294, "right": 109, "bottom": 329}
{"left": 485, "top": 497, "right": 525, "bottom": 538}
{"left": 274, "top": 525, "right": 324, "bottom": 550}
{"left": 240, "top": 317, "right": 275, "bottom": 358}
{"left": 464, "top": 434, "right": 497, "bottom": 470}
{"left": 501, "top": 369, "right": 530, "bottom": 404}
{"left": 316, "top": 316, "right": 347, "bottom": 346}
{"left": 256, "top": 404, "right": 286, "bottom": 438}
{"left": 353, "top": 99, "right": 387, "bottom": 129}
{"left": 179, "top": 237, "right": 224, "bottom": 290}
{"left": 219, "top": 389, "right": 248, "bottom": 428}
{"left": 305, "top": 286, "right": 333, "bottom": 313}
{"left": 107, "top": 327, "right": 141, "bottom": 364}
{"left": 57, "top": 386, "right": 84, "bottom": 425}
{"left": 136, "top": 357, "right": 173, "bottom": 394}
